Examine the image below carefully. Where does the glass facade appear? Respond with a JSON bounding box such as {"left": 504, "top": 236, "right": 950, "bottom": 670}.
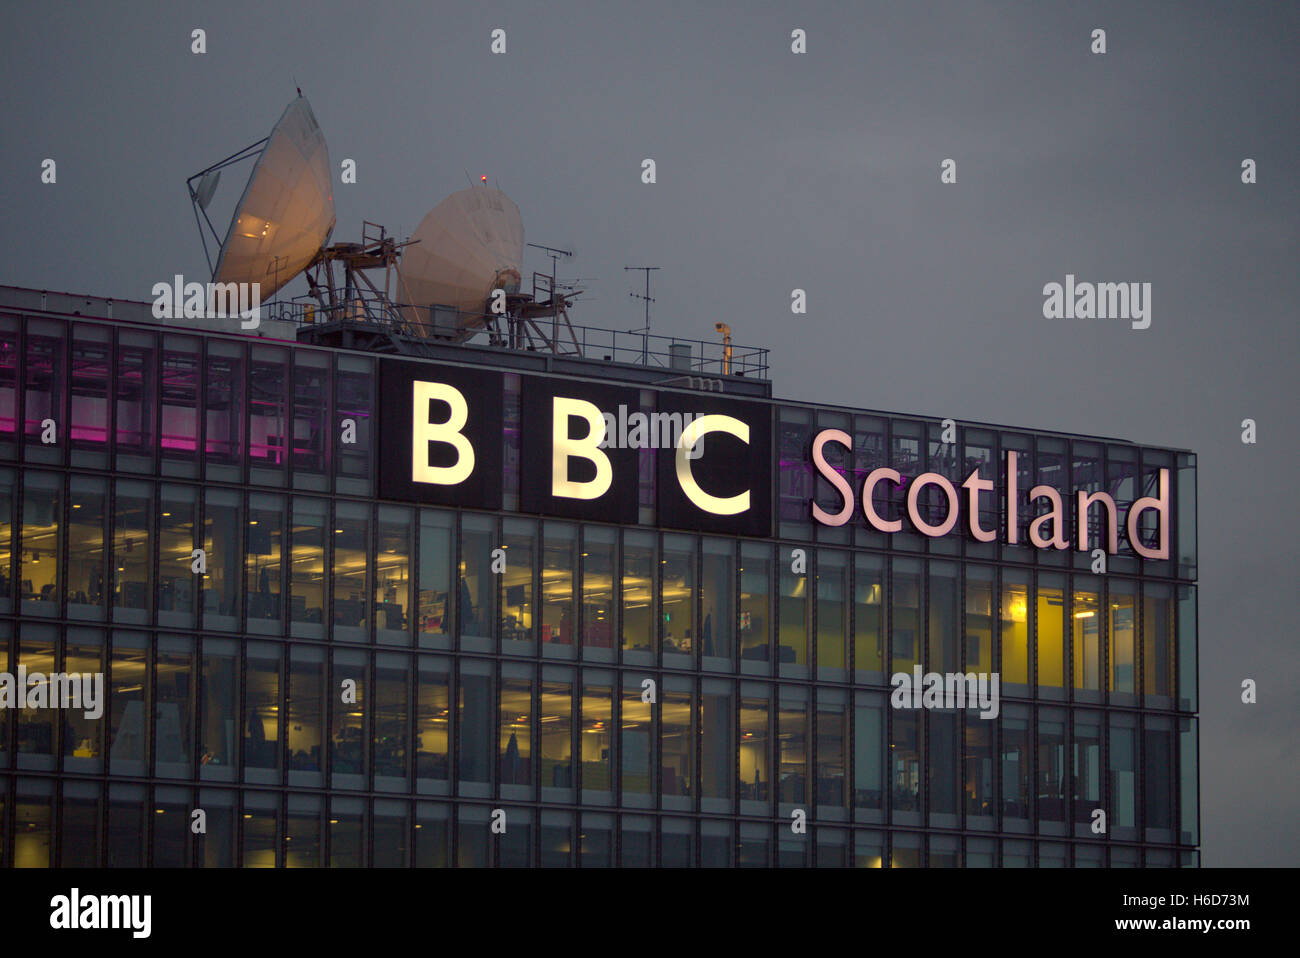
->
{"left": 0, "top": 308, "right": 1198, "bottom": 867}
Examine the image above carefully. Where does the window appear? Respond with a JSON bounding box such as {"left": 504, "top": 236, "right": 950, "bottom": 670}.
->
{"left": 291, "top": 350, "right": 329, "bottom": 481}
{"left": 701, "top": 538, "right": 734, "bottom": 665}
{"left": 816, "top": 550, "right": 847, "bottom": 675}
{"left": 335, "top": 355, "right": 373, "bottom": 485}
{"left": 246, "top": 493, "right": 284, "bottom": 634}
{"left": 155, "top": 636, "right": 193, "bottom": 779}
{"left": 1143, "top": 582, "right": 1174, "bottom": 704}
{"left": 853, "top": 553, "right": 884, "bottom": 677}
{"left": 289, "top": 497, "right": 327, "bottom": 637}
{"left": 1073, "top": 711, "right": 1102, "bottom": 837}
{"left": 542, "top": 523, "right": 577, "bottom": 651}
{"left": 288, "top": 645, "right": 325, "bottom": 785}
{"left": 199, "top": 638, "right": 238, "bottom": 779}
{"left": 1073, "top": 576, "right": 1102, "bottom": 696}
{"left": 778, "top": 687, "right": 807, "bottom": 806}
{"left": 701, "top": 679, "right": 734, "bottom": 808}
{"left": 739, "top": 542, "right": 771, "bottom": 669}
{"left": 1108, "top": 713, "right": 1137, "bottom": 837}
{"left": 201, "top": 488, "right": 242, "bottom": 630}
{"left": 115, "top": 330, "right": 156, "bottom": 472}
{"left": 460, "top": 514, "right": 496, "bottom": 647}
{"left": 70, "top": 323, "right": 110, "bottom": 466}
{"left": 415, "top": 656, "right": 450, "bottom": 789}
{"left": 740, "top": 685, "right": 771, "bottom": 812}
{"left": 18, "top": 626, "right": 57, "bottom": 768}
{"left": 331, "top": 649, "right": 367, "bottom": 789}
{"left": 244, "top": 643, "right": 282, "bottom": 783}
{"left": 661, "top": 678, "right": 693, "bottom": 803}
{"left": 815, "top": 689, "right": 846, "bottom": 814}
{"left": 417, "top": 509, "right": 453, "bottom": 647}
{"left": 108, "top": 631, "right": 149, "bottom": 777}
{"left": 1037, "top": 572, "right": 1066, "bottom": 693}
{"left": 854, "top": 691, "right": 885, "bottom": 815}
{"left": 374, "top": 653, "right": 411, "bottom": 790}
{"left": 964, "top": 706, "right": 994, "bottom": 828}
{"left": 778, "top": 550, "right": 807, "bottom": 672}
{"left": 457, "top": 659, "right": 492, "bottom": 791}
{"left": 661, "top": 535, "right": 695, "bottom": 665}
{"left": 1109, "top": 580, "right": 1136, "bottom": 696}
{"left": 20, "top": 471, "right": 61, "bottom": 612}
{"left": 580, "top": 671, "right": 614, "bottom": 800}
{"left": 112, "top": 480, "right": 151, "bottom": 621}
{"left": 500, "top": 518, "right": 535, "bottom": 650}
{"left": 499, "top": 666, "right": 533, "bottom": 792}
{"left": 67, "top": 475, "right": 106, "bottom": 619}
{"left": 158, "top": 484, "right": 197, "bottom": 627}
{"left": 891, "top": 557, "right": 921, "bottom": 675}
{"left": 1002, "top": 706, "right": 1031, "bottom": 830}
{"left": 62, "top": 628, "right": 103, "bottom": 772}
{"left": 928, "top": 560, "right": 958, "bottom": 673}
{"left": 204, "top": 340, "right": 243, "bottom": 479}
{"left": 332, "top": 501, "right": 370, "bottom": 643}
{"left": 620, "top": 673, "right": 652, "bottom": 804}
{"left": 540, "top": 669, "right": 574, "bottom": 796}
{"left": 1037, "top": 708, "right": 1067, "bottom": 834}
{"left": 24, "top": 319, "right": 65, "bottom": 461}
{"left": 375, "top": 506, "right": 412, "bottom": 645}
{"left": 582, "top": 526, "right": 617, "bottom": 653}
{"left": 160, "top": 334, "right": 200, "bottom": 473}
{"left": 621, "top": 530, "right": 655, "bottom": 658}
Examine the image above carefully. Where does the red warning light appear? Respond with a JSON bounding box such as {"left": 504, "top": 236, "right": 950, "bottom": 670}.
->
{"left": 480, "top": 175, "right": 487, "bottom": 183}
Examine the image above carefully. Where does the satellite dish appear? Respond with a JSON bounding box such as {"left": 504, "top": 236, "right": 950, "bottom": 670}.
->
{"left": 194, "top": 170, "right": 221, "bottom": 211}
{"left": 210, "top": 95, "right": 335, "bottom": 299}
{"left": 397, "top": 185, "right": 524, "bottom": 338}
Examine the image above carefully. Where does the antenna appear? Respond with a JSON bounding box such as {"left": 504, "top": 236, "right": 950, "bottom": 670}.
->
{"left": 526, "top": 242, "right": 573, "bottom": 346}
{"left": 624, "top": 266, "right": 660, "bottom": 365}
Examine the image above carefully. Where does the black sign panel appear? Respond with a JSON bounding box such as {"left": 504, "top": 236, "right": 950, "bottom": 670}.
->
{"left": 378, "top": 359, "right": 502, "bottom": 509}
{"left": 654, "top": 392, "right": 772, "bottom": 536}
{"left": 519, "top": 376, "right": 639, "bottom": 523}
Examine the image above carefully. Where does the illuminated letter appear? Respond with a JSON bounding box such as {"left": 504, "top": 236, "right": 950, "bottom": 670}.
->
{"left": 861, "top": 468, "right": 902, "bottom": 533}
{"left": 411, "top": 380, "right": 474, "bottom": 485}
{"left": 906, "top": 472, "right": 959, "bottom": 537}
{"left": 811, "top": 429, "right": 854, "bottom": 525}
{"left": 675, "top": 414, "right": 749, "bottom": 514}
{"left": 962, "top": 468, "right": 997, "bottom": 542}
{"left": 1028, "top": 485, "right": 1070, "bottom": 550}
{"left": 1006, "top": 450, "right": 1020, "bottom": 544}
{"left": 1126, "top": 468, "right": 1169, "bottom": 560}
{"left": 552, "top": 396, "right": 612, "bottom": 500}
{"left": 1076, "top": 490, "right": 1119, "bottom": 553}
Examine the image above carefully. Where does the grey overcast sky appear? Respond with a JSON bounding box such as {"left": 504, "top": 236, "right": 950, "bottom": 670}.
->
{"left": 1, "top": 1, "right": 1296, "bottom": 866}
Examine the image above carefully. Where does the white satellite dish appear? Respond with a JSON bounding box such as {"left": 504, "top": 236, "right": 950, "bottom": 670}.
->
{"left": 397, "top": 185, "right": 524, "bottom": 338}
{"left": 203, "top": 95, "right": 336, "bottom": 300}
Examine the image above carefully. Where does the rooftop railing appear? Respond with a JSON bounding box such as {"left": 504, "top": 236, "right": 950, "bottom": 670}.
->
{"left": 278, "top": 291, "right": 769, "bottom": 379}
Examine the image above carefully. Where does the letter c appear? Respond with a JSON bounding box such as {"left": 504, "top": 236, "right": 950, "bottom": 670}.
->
{"left": 675, "top": 414, "right": 749, "bottom": 514}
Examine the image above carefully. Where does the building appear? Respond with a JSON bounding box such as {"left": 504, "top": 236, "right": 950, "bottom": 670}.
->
{"left": 0, "top": 284, "right": 1198, "bottom": 867}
